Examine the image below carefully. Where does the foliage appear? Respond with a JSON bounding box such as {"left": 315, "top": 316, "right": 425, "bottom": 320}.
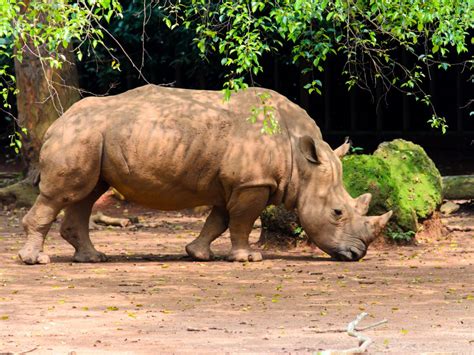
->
{"left": 78, "top": 1, "right": 217, "bottom": 94}
{"left": 247, "top": 91, "right": 280, "bottom": 135}
{"left": 163, "top": 0, "right": 474, "bottom": 130}
{"left": 0, "top": 0, "right": 122, "bottom": 107}
{"left": 1, "top": 0, "right": 472, "bottom": 133}
{"left": 386, "top": 229, "right": 416, "bottom": 242}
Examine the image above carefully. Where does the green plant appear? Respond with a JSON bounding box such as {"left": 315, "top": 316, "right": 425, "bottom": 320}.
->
{"left": 350, "top": 146, "right": 364, "bottom": 154}
{"left": 0, "top": 0, "right": 123, "bottom": 116}
{"left": 387, "top": 229, "right": 416, "bottom": 242}
{"left": 247, "top": 91, "right": 280, "bottom": 135}
{"left": 163, "top": 0, "right": 473, "bottom": 131}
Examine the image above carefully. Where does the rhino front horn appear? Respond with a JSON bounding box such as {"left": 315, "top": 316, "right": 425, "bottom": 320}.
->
{"left": 367, "top": 210, "right": 393, "bottom": 242}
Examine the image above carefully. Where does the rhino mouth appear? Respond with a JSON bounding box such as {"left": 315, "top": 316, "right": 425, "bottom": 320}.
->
{"left": 333, "top": 247, "right": 367, "bottom": 262}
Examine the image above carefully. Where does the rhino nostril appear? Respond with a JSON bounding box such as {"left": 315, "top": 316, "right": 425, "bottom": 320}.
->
{"left": 349, "top": 247, "right": 366, "bottom": 261}
{"left": 334, "top": 247, "right": 365, "bottom": 262}
{"left": 334, "top": 250, "right": 353, "bottom": 261}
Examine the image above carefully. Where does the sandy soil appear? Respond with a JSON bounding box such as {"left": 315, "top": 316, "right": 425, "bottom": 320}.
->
{"left": 0, "top": 199, "right": 472, "bottom": 354}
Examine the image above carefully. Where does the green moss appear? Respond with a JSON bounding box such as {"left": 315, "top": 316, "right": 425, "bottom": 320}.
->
{"left": 342, "top": 139, "right": 442, "bottom": 233}
{"left": 342, "top": 154, "right": 399, "bottom": 217}
{"left": 374, "top": 139, "right": 442, "bottom": 225}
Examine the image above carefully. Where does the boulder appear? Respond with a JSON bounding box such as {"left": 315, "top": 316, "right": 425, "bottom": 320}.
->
{"left": 343, "top": 139, "right": 442, "bottom": 232}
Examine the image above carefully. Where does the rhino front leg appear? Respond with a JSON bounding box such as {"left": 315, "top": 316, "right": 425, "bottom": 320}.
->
{"left": 227, "top": 187, "right": 269, "bottom": 262}
{"left": 186, "top": 206, "right": 229, "bottom": 261}
{"left": 60, "top": 182, "right": 108, "bottom": 263}
{"left": 19, "top": 195, "right": 63, "bottom": 265}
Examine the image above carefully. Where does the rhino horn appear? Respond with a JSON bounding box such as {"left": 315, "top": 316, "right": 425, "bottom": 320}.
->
{"left": 354, "top": 193, "right": 372, "bottom": 215}
{"left": 334, "top": 136, "right": 351, "bottom": 158}
{"left": 366, "top": 210, "right": 393, "bottom": 243}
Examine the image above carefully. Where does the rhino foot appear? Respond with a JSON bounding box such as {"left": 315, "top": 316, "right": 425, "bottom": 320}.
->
{"left": 18, "top": 248, "right": 50, "bottom": 265}
{"left": 228, "top": 249, "right": 263, "bottom": 262}
{"left": 185, "top": 242, "right": 214, "bottom": 261}
{"left": 73, "top": 250, "right": 108, "bottom": 263}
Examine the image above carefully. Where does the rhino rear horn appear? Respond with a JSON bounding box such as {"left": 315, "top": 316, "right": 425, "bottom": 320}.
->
{"left": 355, "top": 193, "right": 372, "bottom": 215}
{"left": 334, "top": 136, "right": 351, "bottom": 158}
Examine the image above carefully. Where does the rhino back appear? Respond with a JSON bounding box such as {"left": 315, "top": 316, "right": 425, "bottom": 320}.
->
{"left": 47, "top": 85, "right": 292, "bottom": 209}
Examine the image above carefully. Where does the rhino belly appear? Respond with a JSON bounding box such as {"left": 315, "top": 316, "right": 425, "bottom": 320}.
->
{"left": 106, "top": 180, "right": 218, "bottom": 210}
{"left": 99, "top": 136, "right": 225, "bottom": 210}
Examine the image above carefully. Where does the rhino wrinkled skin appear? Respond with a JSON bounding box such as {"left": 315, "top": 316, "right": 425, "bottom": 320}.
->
{"left": 18, "top": 85, "right": 392, "bottom": 265}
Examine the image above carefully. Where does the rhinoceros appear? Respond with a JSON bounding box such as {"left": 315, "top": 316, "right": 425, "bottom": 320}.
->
{"left": 18, "top": 85, "right": 392, "bottom": 265}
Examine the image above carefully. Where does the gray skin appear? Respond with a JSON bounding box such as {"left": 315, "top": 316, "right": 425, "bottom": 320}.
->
{"left": 18, "top": 85, "right": 392, "bottom": 265}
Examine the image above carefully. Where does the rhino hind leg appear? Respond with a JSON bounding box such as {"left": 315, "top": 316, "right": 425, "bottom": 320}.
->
{"left": 18, "top": 195, "right": 63, "bottom": 265}
{"left": 227, "top": 187, "right": 269, "bottom": 262}
{"left": 186, "top": 206, "right": 229, "bottom": 260}
{"left": 60, "top": 181, "right": 109, "bottom": 263}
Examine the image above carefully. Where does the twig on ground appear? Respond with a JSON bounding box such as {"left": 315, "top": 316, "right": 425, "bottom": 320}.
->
{"left": 317, "top": 312, "right": 387, "bottom": 354}
{"left": 19, "top": 348, "right": 38, "bottom": 355}
{"left": 305, "top": 317, "right": 387, "bottom": 334}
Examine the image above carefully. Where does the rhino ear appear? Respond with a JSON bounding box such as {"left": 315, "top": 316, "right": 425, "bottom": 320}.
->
{"left": 334, "top": 136, "right": 351, "bottom": 159}
{"left": 298, "top": 135, "right": 320, "bottom": 164}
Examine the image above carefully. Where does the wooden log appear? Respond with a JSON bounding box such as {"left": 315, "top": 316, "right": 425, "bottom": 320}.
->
{"left": 91, "top": 212, "right": 130, "bottom": 227}
{"left": 442, "top": 175, "right": 474, "bottom": 199}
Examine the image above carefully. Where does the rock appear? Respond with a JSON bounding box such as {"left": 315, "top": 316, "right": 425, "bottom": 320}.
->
{"left": 440, "top": 201, "right": 460, "bottom": 215}
{"left": 342, "top": 154, "right": 397, "bottom": 217}
{"left": 342, "top": 139, "right": 443, "bottom": 233}
{"left": 374, "top": 139, "right": 442, "bottom": 230}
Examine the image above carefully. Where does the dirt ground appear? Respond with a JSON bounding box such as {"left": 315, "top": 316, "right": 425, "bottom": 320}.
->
{"left": 0, "top": 198, "right": 472, "bottom": 354}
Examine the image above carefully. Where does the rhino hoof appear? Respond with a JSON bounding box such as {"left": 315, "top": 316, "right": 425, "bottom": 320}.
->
{"left": 18, "top": 248, "right": 49, "bottom": 265}
{"left": 73, "top": 250, "right": 108, "bottom": 263}
{"left": 185, "top": 242, "right": 214, "bottom": 261}
{"left": 228, "top": 249, "right": 263, "bottom": 262}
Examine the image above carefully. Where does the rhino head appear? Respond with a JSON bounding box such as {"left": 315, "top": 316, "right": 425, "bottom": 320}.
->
{"left": 291, "top": 135, "right": 392, "bottom": 261}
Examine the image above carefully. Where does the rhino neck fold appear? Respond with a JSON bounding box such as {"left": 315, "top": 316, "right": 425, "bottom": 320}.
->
{"left": 280, "top": 129, "right": 298, "bottom": 210}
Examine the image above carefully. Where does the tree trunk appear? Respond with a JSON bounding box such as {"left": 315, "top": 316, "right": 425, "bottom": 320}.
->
{"left": 0, "top": 2, "right": 81, "bottom": 207}
{"left": 15, "top": 46, "right": 80, "bottom": 183}
{"left": 443, "top": 175, "right": 474, "bottom": 199}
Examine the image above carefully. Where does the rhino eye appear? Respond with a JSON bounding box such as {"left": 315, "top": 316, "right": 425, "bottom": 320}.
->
{"left": 333, "top": 209, "right": 343, "bottom": 217}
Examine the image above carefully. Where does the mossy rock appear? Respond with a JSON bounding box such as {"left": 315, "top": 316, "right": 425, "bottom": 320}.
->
{"left": 342, "top": 154, "right": 399, "bottom": 218}
{"left": 343, "top": 139, "right": 442, "bottom": 232}
{"left": 374, "top": 139, "right": 442, "bottom": 228}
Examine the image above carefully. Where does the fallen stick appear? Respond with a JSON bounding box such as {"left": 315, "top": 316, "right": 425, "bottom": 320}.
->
{"left": 304, "top": 318, "right": 387, "bottom": 334}
{"left": 90, "top": 211, "right": 130, "bottom": 227}
{"left": 446, "top": 225, "right": 473, "bottom": 232}
{"left": 318, "top": 312, "right": 387, "bottom": 354}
